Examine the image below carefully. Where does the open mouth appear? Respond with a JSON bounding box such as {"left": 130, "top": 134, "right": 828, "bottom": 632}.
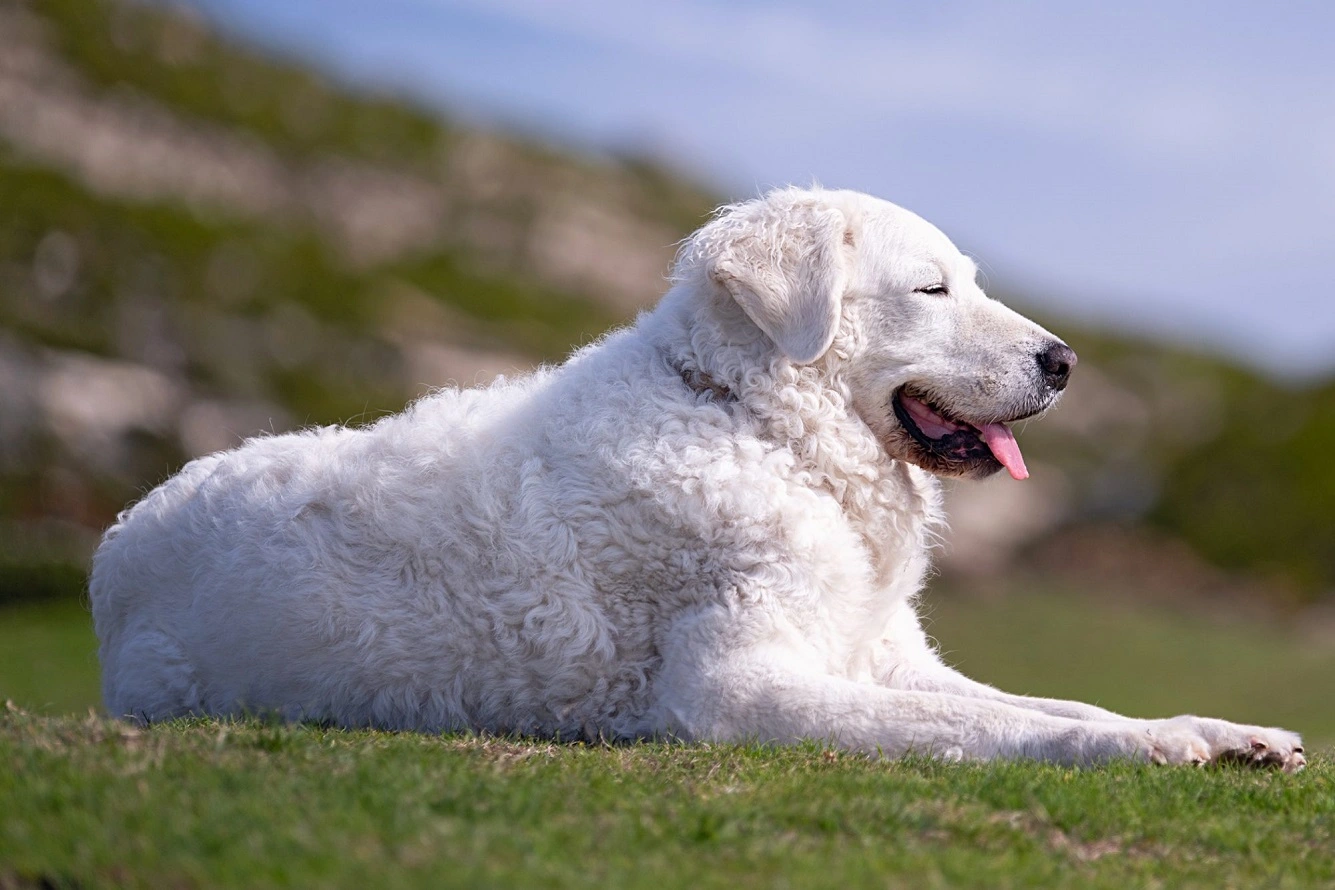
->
{"left": 891, "top": 386, "right": 1029, "bottom": 480}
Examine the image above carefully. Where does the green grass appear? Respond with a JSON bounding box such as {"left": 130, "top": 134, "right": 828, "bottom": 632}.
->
{"left": 3, "top": 592, "right": 1334, "bottom": 888}
{"left": 2, "top": 712, "right": 1331, "bottom": 889}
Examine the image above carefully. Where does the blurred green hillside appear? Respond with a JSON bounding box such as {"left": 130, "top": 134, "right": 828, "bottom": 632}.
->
{"left": 0, "top": 0, "right": 1332, "bottom": 612}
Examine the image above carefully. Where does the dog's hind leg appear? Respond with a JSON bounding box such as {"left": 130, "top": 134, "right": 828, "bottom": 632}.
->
{"left": 101, "top": 628, "right": 201, "bottom": 723}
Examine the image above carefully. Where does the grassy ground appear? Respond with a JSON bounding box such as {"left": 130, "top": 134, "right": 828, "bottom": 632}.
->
{"left": 2, "top": 712, "right": 1331, "bottom": 890}
{"left": 2, "top": 591, "right": 1333, "bottom": 888}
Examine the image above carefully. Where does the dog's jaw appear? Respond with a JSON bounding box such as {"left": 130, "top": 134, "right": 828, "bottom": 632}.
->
{"left": 851, "top": 383, "right": 1053, "bottom": 482}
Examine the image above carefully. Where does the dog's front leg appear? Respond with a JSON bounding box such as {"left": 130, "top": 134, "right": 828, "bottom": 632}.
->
{"left": 872, "top": 606, "right": 1128, "bottom": 721}
{"left": 892, "top": 660, "right": 1130, "bottom": 721}
{"left": 870, "top": 609, "right": 1306, "bottom": 770}
{"left": 657, "top": 657, "right": 1215, "bottom": 767}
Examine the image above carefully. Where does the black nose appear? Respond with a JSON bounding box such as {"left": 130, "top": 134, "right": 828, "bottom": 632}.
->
{"left": 1036, "top": 342, "right": 1077, "bottom": 391}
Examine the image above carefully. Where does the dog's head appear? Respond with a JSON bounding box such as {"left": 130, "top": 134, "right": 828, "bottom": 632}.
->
{"left": 679, "top": 187, "right": 1075, "bottom": 481}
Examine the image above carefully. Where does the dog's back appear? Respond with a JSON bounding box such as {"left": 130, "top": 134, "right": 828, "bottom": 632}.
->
{"left": 92, "top": 373, "right": 554, "bottom": 726}
{"left": 89, "top": 339, "right": 684, "bottom": 735}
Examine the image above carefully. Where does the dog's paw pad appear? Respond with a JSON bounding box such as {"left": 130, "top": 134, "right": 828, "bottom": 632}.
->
{"left": 1211, "top": 736, "right": 1305, "bottom": 772}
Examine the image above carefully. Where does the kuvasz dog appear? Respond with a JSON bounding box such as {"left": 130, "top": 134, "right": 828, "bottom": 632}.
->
{"left": 91, "top": 187, "right": 1304, "bottom": 770}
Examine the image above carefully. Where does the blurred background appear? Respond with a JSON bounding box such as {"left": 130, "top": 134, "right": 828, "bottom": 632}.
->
{"left": 2, "top": 0, "right": 1333, "bottom": 744}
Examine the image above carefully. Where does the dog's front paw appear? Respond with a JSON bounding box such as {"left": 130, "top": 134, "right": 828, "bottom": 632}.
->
{"left": 1134, "top": 721, "right": 1211, "bottom": 767}
{"left": 1158, "top": 717, "right": 1306, "bottom": 773}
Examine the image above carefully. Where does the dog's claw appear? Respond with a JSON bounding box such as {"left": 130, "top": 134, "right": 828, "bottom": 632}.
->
{"left": 1211, "top": 743, "right": 1305, "bottom": 772}
{"left": 1160, "top": 718, "right": 1306, "bottom": 774}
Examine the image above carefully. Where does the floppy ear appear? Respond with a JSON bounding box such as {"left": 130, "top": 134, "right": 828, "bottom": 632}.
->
{"left": 708, "top": 200, "right": 848, "bottom": 365}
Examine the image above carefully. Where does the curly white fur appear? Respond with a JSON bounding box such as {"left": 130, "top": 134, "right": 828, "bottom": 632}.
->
{"left": 90, "top": 187, "right": 1304, "bottom": 770}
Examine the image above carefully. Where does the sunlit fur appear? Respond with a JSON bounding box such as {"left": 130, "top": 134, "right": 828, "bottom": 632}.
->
{"left": 90, "top": 187, "right": 1304, "bottom": 770}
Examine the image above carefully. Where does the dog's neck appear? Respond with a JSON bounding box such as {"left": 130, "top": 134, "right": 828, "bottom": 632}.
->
{"left": 655, "top": 333, "right": 940, "bottom": 599}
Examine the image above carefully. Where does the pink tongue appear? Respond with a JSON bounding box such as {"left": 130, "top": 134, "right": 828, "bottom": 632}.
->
{"left": 979, "top": 423, "right": 1029, "bottom": 481}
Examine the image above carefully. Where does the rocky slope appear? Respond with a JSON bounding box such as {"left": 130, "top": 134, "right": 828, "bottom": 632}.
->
{"left": 1, "top": 0, "right": 1331, "bottom": 607}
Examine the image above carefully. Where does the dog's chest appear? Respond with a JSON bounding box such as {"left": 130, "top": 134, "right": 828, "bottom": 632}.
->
{"left": 777, "top": 463, "right": 940, "bottom": 661}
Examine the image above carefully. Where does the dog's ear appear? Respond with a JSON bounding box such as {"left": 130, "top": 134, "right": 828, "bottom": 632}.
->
{"left": 708, "top": 199, "right": 848, "bottom": 365}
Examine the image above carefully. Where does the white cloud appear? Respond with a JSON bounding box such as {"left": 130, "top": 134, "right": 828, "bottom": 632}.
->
{"left": 435, "top": 0, "right": 1332, "bottom": 179}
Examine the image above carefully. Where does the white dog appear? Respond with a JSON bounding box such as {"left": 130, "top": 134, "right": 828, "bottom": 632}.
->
{"left": 90, "top": 187, "right": 1305, "bottom": 770}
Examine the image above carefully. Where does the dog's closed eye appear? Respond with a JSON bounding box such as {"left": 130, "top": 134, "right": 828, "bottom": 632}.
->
{"left": 915, "top": 284, "right": 949, "bottom": 296}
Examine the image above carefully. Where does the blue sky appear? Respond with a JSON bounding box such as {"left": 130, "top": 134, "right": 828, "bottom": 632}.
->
{"left": 191, "top": 0, "right": 1335, "bottom": 377}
